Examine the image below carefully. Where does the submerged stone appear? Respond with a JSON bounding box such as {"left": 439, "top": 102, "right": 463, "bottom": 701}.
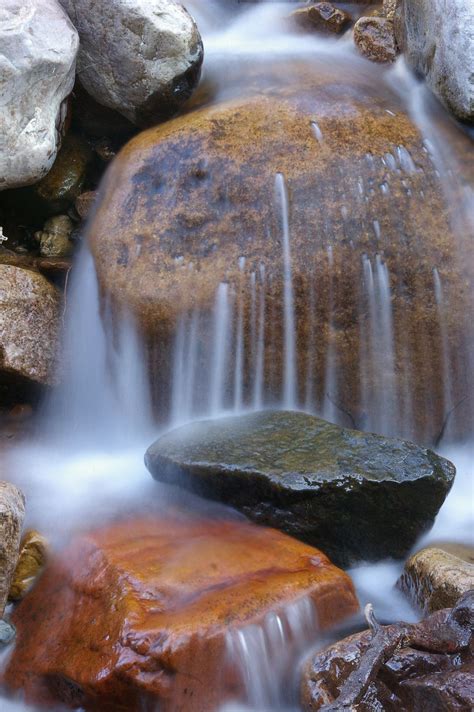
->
{"left": 3, "top": 516, "right": 358, "bottom": 712}
{"left": 145, "top": 411, "right": 455, "bottom": 567}
{"left": 0, "top": 620, "right": 16, "bottom": 647}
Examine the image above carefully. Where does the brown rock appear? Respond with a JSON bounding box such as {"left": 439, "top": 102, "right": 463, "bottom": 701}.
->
{"left": 301, "top": 593, "right": 474, "bottom": 711}
{"left": 354, "top": 16, "right": 398, "bottom": 62}
{"left": 8, "top": 530, "right": 48, "bottom": 602}
{"left": 34, "top": 133, "right": 92, "bottom": 213}
{"left": 35, "top": 215, "right": 74, "bottom": 258}
{"left": 0, "top": 265, "right": 61, "bottom": 387}
{"left": 291, "top": 3, "right": 352, "bottom": 34}
{"left": 75, "top": 190, "right": 98, "bottom": 220}
{"left": 4, "top": 517, "right": 358, "bottom": 712}
{"left": 398, "top": 543, "right": 474, "bottom": 614}
{"left": 86, "top": 60, "right": 472, "bottom": 443}
{"left": 0, "top": 482, "right": 26, "bottom": 617}
{"left": 401, "top": 662, "right": 474, "bottom": 710}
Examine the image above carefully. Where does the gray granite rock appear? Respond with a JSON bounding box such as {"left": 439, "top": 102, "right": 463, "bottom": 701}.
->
{"left": 0, "top": 0, "right": 79, "bottom": 190}
{"left": 397, "top": 0, "right": 474, "bottom": 122}
{"left": 0, "top": 482, "right": 25, "bottom": 617}
{"left": 59, "top": 0, "right": 203, "bottom": 126}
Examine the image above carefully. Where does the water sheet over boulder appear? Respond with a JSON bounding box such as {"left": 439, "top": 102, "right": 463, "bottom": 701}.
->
{"left": 86, "top": 58, "right": 473, "bottom": 443}
{"left": 145, "top": 411, "right": 455, "bottom": 567}
{"left": 3, "top": 516, "right": 358, "bottom": 712}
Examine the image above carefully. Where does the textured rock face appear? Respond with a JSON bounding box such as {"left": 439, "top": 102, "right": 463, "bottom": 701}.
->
{"left": 0, "top": 482, "right": 25, "bottom": 616}
{"left": 145, "top": 411, "right": 455, "bottom": 567}
{"left": 59, "top": 0, "right": 203, "bottom": 126}
{"left": 33, "top": 133, "right": 92, "bottom": 214}
{"left": 301, "top": 593, "right": 474, "bottom": 711}
{"left": 291, "top": 3, "right": 352, "bottom": 34}
{"left": 3, "top": 517, "right": 358, "bottom": 711}
{"left": 397, "top": 0, "right": 474, "bottom": 122}
{"left": 86, "top": 60, "right": 473, "bottom": 443}
{"left": 354, "top": 16, "right": 398, "bottom": 62}
{"left": 0, "top": 265, "right": 61, "bottom": 387}
{"left": 0, "top": 0, "right": 79, "bottom": 190}
{"left": 8, "top": 530, "right": 48, "bottom": 602}
{"left": 398, "top": 543, "right": 474, "bottom": 614}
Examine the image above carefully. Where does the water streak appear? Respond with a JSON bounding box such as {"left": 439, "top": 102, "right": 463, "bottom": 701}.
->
{"left": 275, "top": 173, "right": 297, "bottom": 409}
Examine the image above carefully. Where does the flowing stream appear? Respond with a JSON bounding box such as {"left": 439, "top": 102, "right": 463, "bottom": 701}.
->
{"left": 2, "top": 2, "right": 473, "bottom": 711}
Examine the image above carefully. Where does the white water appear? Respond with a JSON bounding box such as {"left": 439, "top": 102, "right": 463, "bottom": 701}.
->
{"left": 1, "top": 2, "right": 473, "bottom": 712}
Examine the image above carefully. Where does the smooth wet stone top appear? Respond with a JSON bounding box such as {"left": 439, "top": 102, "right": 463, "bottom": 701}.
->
{"left": 146, "top": 411, "right": 455, "bottom": 490}
{"left": 146, "top": 412, "right": 455, "bottom": 566}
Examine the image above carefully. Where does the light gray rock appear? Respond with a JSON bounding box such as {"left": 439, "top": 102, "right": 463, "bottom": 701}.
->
{"left": 59, "top": 0, "right": 203, "bottom": 126}
{"left": 0, "top": 0, "right": 79, "bottom": 190}
{"left": 397, "top": 0, "right": 474, "bottom": 122}
{"left": 0, "top": 265, "right": 61, "bottom": 386}
{"left": 0, "top": 482, "right": 25, "bottom": 617}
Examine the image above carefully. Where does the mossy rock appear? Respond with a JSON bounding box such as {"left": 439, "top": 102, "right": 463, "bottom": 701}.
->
{"left": 145, "top": 411, "right": 455, "bottom": 567}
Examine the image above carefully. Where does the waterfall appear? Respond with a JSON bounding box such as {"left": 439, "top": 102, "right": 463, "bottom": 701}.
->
{"left": 234, "top": 257, "right": 246, "bottom": 412}
{"left": 275, "top": 173, "right": 297, "bottom": 410}
{"left": 253, "top": 264, "right": 266, "bottom": 410}
{"left": 360, "top": 254, "right": 397, "bottom": 436}
{"left": 210, "top": 282, "right": 233, "bottom": 416}
{"left": 42, "top": 247, "right": 153, "bottom": 446}
{"left": 322, "top": 246, "right": 338, "bottom": 424}
{"left": 225, "top": 596, "right": 317, "bottom": 710}
{"left": 433, "top": 269, "right": 455, "bottom": 439}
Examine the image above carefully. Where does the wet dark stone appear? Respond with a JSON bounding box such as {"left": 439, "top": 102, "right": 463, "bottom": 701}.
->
{"left": 301, "top": 592, "right": 474, "bottom": 711}
{"left": 145, "top": 411, "right": 455, "bottom": 567}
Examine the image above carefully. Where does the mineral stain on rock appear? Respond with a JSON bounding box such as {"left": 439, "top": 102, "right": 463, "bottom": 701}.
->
{"left": 3, "top": 516, "right": 358, "bottom": 712}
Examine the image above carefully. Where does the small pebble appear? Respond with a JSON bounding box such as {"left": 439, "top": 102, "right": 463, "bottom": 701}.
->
{"left": 0, "top": 619, "right": 16, "bottom": 646}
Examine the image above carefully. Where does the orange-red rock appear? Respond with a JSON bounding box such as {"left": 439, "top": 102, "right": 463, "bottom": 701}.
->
{"left": 4, "top": 516, "right": 358, "bottom": 712}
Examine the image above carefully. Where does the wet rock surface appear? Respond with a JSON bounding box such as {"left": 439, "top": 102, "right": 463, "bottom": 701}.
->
{"left": 396, "top": 0, "right": 474, "bottom": 122}
{"left": 35, "top": 215, "right": 74, "bottom": 258}
{"left": 86, "top": 60, "right": 473, "bottom": 443}
{"left": 398, "top": 543, "right": 474, "bottom": 614}
{"left": 0, "top": 0, "right": 78, "bottom": 190}
{"left": 145, "top": 411, "right": 455, "bottom": 567}
{"left": 32, "top": 134, "right": 92, "bottom": 214}
{"left": 291, "top": 3, "right": 352, "bottom": 35}
{"left": 301, "top": 591, "right": 474, "bottom": 711}
{"left": 59, "top": 0, "right": 204, "bottom": 127}
{"left": 0, "top": 482, "right": 25, "bottom": 616}
{"left": 8, "top": 530, "right": 48, "bottom": 602}
{"left": 3, "top": 516, "right": 358, "bottom": 712}
{"left": 354, "top": 16, "right": 398, "bottom": 63}
{"left": 0, "top": 265, "right": 61, "bottom": 388}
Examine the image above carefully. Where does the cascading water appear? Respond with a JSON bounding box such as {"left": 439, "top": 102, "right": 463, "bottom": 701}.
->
{"left": 2, "top": 2, "right": 473, "bottom": 711}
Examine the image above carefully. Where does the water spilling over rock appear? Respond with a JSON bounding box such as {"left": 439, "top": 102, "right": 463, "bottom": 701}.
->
{"left": 3, "top": 516, "right": 358, "bottom": 711}
{"left": 86, "top": 58, "right": 472, "bottom": 443}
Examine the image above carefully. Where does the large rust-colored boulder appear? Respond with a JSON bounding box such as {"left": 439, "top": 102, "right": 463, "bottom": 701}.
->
{"left": 4, "top": 516, "right": 358, "bottom": 712}
{"left": 87, "top": 58, "right": 473, "bottom": 443}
